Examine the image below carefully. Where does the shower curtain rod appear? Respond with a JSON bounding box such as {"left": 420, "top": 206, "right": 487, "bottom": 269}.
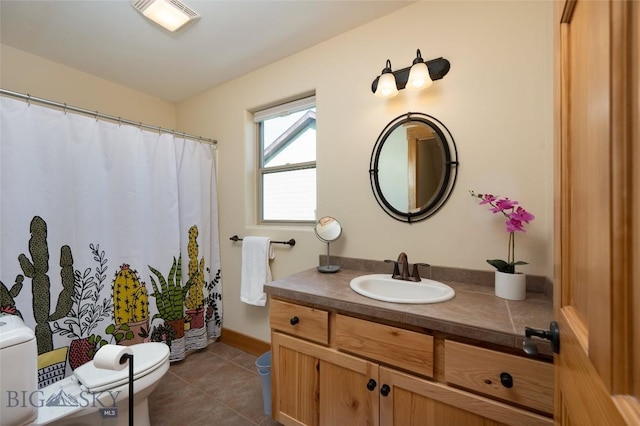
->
{"left": 0, "top": 89, "right": 217, "bottom": 146}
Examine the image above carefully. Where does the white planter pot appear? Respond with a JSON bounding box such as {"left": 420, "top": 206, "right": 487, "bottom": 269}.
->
{"left": 495, "top": 271, "right": 526, "bottom": 300}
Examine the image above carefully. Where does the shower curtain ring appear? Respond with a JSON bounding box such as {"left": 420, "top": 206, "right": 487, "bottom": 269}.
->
{"left": 95, "top": 111, "right": 99, "bottom": 121}
{"left": 27, "top": 94, "right": 31, "bottom": 106}
{"left": 118, "top": 117, "right": 122, "bottom": 127}
{"left": 63, "top": 104, "right": 68, "bottom": 114}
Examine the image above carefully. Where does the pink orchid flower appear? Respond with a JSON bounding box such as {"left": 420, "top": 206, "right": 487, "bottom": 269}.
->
{"left": 506, "top": 218, "right": 525, "bottom": 233}
{"left": 491, "top": 198, "right": 518, "bottom": 213}
{"left": 470, "top": 190, "right": 535, "bottom": 274}
{"left": 510, "top": 206, "right": 535, "bottom": 223}
{"left": 479, "top": 194, "right": 497, "bottom": 205}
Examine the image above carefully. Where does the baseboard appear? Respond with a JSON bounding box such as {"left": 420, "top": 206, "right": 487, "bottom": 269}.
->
{"left": 219, "top": 328, "right": 270, "bottom": 356}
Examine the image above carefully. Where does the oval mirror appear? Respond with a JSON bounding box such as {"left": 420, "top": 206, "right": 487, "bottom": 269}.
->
{"left": 315, "top": 216, "right": 342, "bottom": 273}
{"left": 369, "top": 112, "right": 458, "bottom": 223}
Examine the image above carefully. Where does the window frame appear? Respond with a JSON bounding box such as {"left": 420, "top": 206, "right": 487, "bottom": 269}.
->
{"left": 255, "top": 95, "right": 317, "bottom": 225}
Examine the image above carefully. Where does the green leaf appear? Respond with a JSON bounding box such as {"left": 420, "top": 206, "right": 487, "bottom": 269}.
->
{"left": 487, "top": 259, "right": 528, "bottom": 274}
{"left": 487, "top": 259, "right": 511, "bottom": 272}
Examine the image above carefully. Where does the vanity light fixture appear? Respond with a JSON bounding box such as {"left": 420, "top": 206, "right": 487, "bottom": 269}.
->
{"left": 130, "top": 0, "right": 200, "bottom": 32}
{"left": 372, "top": 49, "right": 450, "bottom": 98}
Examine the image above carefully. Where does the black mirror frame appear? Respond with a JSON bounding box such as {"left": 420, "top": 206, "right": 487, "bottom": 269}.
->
{"left": 369, "top": 112, "right": 459, "bottom": 223}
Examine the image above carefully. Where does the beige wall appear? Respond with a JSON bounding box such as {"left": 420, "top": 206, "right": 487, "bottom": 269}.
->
{"left": 0, "top": 45, "right": 176, "bottom": 128}
{"left": 177, "top": 1, "right": 554, "bottom": 342}
{"left": 1, "top": 1, "right": 554, "bottom": 344}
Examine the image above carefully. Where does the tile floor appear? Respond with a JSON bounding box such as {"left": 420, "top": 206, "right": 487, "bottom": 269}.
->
{"left": 148, "top": 342, "right": 280, "bottom": 425}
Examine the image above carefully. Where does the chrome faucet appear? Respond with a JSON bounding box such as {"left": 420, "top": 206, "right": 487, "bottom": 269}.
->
{"left": 385, "top": 252, "right": 429, "bottom": 282}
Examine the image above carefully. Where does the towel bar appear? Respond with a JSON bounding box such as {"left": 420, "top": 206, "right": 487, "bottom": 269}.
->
{"left": 230, "top": 235, "right": 296, "bottom": 247}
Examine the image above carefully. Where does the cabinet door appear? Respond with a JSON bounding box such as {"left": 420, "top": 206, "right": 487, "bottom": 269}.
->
{"left": 273, "top": 331, "right": 379, "bottom": 426}
{"left": 379, "top": 367, "right": 551, "bottom": 426}
{"left": 319, "top": 354, "right": 379, "bottom": 426}
{"left": 272, "top": 332, "right": 320, "bottom": 426}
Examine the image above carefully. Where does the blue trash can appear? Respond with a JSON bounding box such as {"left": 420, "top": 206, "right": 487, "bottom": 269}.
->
{"left": 255, "top": 351, "right": 271, "bottom": 416}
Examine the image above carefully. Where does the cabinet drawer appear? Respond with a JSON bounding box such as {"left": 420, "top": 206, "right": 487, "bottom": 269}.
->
{"left": 270, "top": 299, "right": 329, "bottom": 345}
{"left": 335, "top": 314, "right": 434, "bottom": 378}
{"left": 444, "top": 340, "right": 553, "bottom": 414}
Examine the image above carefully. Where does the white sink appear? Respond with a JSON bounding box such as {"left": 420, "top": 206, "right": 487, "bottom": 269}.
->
{"left": 350, "top": 274, "right": 455, "bottom": 304}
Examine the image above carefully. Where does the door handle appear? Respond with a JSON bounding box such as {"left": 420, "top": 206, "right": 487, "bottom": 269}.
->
{"left": 523, "top": 321, "right": 560, "bottom": 355}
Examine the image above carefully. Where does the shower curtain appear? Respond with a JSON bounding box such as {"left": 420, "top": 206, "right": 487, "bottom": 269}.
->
{"left": 0, "top": 96, "right": 222, "bottom": 388}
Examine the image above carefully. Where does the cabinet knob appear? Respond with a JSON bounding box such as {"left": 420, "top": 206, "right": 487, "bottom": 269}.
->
{"left": 289, "top": 316, "right": 299, "bottom": 326}
{"left": 380, "top": 384, "right": 391, "bottom": 397}
{"left": 500, "top": 372, "right": 514, "bottom": 388}
{"left": 366, "top": 379, "right": 377, "bottom": 391}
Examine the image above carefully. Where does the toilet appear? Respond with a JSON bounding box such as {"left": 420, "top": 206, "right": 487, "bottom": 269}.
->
{"left": 0, "top": 315, "right": 170, "bottom": 426}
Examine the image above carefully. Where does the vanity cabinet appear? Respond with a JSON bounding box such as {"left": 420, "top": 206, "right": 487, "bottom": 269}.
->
{"left": 270, "top": 298, "right": 553, "bottom": 426}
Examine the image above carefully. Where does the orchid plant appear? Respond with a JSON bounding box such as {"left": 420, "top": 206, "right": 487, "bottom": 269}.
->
{"left": 470, "top": 190, "right": 535, "bottom": 274}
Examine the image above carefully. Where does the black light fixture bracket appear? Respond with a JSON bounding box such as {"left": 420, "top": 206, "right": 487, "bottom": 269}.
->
{"left": 371, "top": 57, "right": 451, "bottom": 94}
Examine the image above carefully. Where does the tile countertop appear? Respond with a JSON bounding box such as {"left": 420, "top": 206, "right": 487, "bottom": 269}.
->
{"left": 264, "top": 257, "right": 554, "bottom": 356}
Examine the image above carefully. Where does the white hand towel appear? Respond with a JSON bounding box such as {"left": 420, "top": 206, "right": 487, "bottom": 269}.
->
{"left": 240, "top": 236, "right": 274, "bottom": 306}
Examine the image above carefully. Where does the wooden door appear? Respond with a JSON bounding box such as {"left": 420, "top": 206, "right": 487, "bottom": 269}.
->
{"left": 555, "top": 1, "right": 639, "bottom": 424}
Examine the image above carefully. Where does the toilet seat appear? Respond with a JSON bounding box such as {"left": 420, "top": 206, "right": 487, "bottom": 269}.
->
{"left": 73, "top": 343, "right": 169, "bottom": 393}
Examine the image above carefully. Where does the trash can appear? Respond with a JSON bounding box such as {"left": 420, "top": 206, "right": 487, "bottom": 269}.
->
{"left": 255, "top": 351, "right": 271, "bottom": 416}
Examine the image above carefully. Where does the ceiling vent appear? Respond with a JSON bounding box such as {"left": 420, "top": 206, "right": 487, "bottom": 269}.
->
{"left": 130, "top": 0, "right": 200, "bottom": 32}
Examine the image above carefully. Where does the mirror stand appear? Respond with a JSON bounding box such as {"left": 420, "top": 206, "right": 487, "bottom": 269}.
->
{"left": 315, "top": 216, "right": 342, "bottom": 274}
{"left": 318, "top": 241, "right": 340, "bottom": 273}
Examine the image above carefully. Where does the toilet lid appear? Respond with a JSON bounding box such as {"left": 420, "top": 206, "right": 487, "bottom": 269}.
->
{"left": 73, "top": 342, "right": 169, "bottom": 392}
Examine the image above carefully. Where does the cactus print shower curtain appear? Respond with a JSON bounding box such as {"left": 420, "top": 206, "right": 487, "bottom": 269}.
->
{"left": 0, "top": 96, "right": 222, "bottom": 388}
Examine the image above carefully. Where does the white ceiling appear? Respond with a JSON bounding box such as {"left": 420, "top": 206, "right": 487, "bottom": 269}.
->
{"left": 1, "top": 0, "right": 413, "bottom": 103}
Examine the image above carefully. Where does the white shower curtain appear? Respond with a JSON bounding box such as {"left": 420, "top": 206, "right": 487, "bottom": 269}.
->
{"left": 0, "top": 96, "right": 222, "bottom": 387}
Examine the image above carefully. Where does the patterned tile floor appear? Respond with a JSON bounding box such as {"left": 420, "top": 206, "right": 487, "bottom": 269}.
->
{"left": 148, "top": 342, "right": 280, "bottom": 425}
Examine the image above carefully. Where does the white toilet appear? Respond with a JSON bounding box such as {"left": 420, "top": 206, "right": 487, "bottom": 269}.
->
{"left": 1, "top": 315, "right": 170, "bottom": 426}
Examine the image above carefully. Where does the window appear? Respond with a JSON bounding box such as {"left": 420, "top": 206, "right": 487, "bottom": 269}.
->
{"left": 255, "top": 96, "right": 316, "bottom": 223}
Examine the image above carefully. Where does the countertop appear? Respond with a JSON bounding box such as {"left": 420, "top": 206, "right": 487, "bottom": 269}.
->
{"left": 264, "top": 257, "right": 554, "bottom": 355}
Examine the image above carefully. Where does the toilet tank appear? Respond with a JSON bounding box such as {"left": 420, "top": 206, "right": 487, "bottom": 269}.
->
{"left": 0, "top": 315, "right": 38, "bottom": 426}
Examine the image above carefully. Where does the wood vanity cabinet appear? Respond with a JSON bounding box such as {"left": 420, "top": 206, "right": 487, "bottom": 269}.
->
{"left": 270, "top": 299, "right": 553, "bottom": 426}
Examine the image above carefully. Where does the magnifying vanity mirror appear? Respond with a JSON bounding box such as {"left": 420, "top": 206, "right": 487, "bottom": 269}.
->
{"left": 315, "top": 216, "right": 342, "bottom": 273}
{"left": 370, "top": 112, "right": 458, "bottom": 223}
